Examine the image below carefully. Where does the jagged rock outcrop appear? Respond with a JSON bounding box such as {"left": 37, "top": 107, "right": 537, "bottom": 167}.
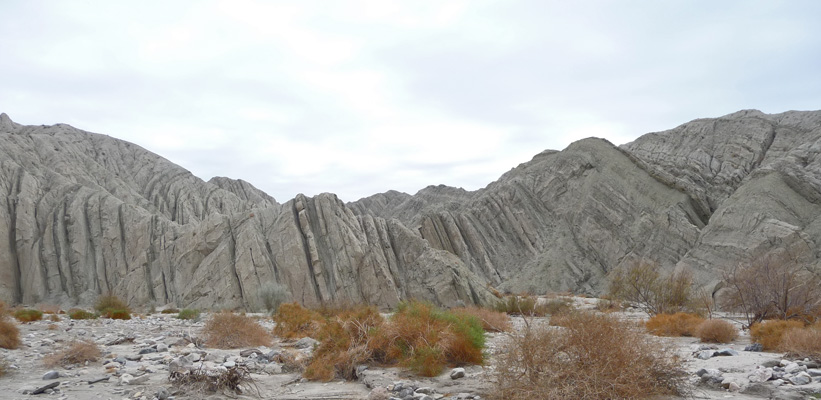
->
{"left": 0, "top": 113, "right": 494, "bottom": 309}
{"left": 352, "top": 110, "right": 821, "bottom": 294}
{"left": 3, "top": 109, "right": 821, "bottom": 309}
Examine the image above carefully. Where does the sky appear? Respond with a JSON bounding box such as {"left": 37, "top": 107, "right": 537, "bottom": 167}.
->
{"left": 1, "top": 1, "right": 820, "bottom": 202}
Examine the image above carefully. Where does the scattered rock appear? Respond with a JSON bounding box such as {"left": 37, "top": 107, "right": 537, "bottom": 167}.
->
{"left": 744, "top": 343, "right": 763, "bottom": 352}
{"left": 450, "top": 367, "right": 466, "bottom": 379}
{"left": 31, "top": 381, "right": 60, "bottom": 395}
{"left": 42, "top": 370, "right": 60, "bottom": 380}
{"left": 788, "top": 372, "right": 812, "bottom": 385}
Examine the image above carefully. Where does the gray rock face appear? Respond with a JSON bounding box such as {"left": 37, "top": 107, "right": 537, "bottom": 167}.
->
{"left": 0, "top": 113, "right": 494, "bottom": 309}
{"left": 2, "top": 109, "right": 821, "bottom": 309}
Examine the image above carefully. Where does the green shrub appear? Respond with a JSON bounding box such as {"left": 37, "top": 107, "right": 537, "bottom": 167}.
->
{"left": 13, "top": 308, "right": 43, "bottom": 323}
{"left": 103, "top": 309, "right": 131, "bottom": 320}
{"left": 161, "top": 308, "right": 180, "bottom": 314}
{"left": 177, "top": 309, "right": 201, "bottom": 320}
{"left": 261, "top": 282, "right": 291, "bottom": 314}
{"left": 95, "top": 294, "right": 131, "bottom": 319}
{"left": 67, "top": 308, "right": 97, "bottom": 320}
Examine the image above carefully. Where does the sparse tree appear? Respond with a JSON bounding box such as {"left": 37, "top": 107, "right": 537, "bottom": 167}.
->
{"left": 608, "top": 260, "right": 694, "bottom": 315}
{"left": 721, "top": 243, "right": 821, "bottom": 328}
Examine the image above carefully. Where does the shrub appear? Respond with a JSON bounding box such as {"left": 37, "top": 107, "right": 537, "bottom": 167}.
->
{"left": 273, "top": 303, "right": 322, "bottom": 339}
{"left": 161, "top": 308, "right": 180, "bottom": 314}
{"left": 645, "top": 313, "right": 704, "bottom": 337}
{"left": 491, "top": 311, "right": 686, "bottom": 400}
{"left": 261, "top": 282, "right": 291, "bottom": 314}
{"left": 170, "top": 363, "right": 253, "bottom": 394}
{"left": 369, "top": 301, "right": 484, "bottom": 377}
{"left": 67, "top": 308, "right": 97, "bottom": 320}
{"left": 750, "top": 320, "right": 804, "bottom": 351}
{"left": 781, "top": 323, "right": 821, "bottom": 360}
{"left": 43, "top": 340, "right": 101, "bottom": 367}
{"left": 94, "top": 294, "right": 130, "bottom": 317}
{"left": 203, "top": 312, "right": 272, "bottom": 349}
{"left": 47, "top": 314, "right": 60, "bottom": 322}
{"left": 103, "top": 309, "right": 131, "bottom": 320}
{"left": 695, "top": 319, "right": 738, "bottom": 343}
{"left": 0, "top": 316, "right": 21, "bottom": 349}
{"left": 494, "top": 296, "right": 550, "bottom": 316}
{"left": 177, "top": 309, "right": 201, "bottom": 320}
{"left": 451, "top": 306, "right": 511, "bottom": 332}
{"left": 721, "top": 244, "right": 821, "bottom": 328}
{"left": 608, "top": 260, "right": 695, "bottom": 315}
{"left": 303, "top": 305, "right": 385, "bottom": 381}
{"left": 13, "top": 308, "right": 43, "bottom": 323}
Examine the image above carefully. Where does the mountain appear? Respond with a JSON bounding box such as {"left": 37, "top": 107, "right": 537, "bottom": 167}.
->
{"left": 2, "top": 110, "right": 820, "bottom": 309}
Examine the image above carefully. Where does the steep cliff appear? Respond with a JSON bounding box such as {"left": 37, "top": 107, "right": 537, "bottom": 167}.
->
{"left": 3, "top": 110, "right": 821, "bottom": 309}
{"left": 0, "top": 113, "right": 495, "bottom": 309}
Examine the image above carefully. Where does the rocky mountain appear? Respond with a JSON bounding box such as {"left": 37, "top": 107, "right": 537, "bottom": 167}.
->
{"left": 2, "top": 110, "right": 820, "bottom": 309}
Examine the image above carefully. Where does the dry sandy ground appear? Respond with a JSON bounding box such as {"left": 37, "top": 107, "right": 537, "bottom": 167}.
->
{"left": 0, "top": 299, "right": 819, "bottom": 400}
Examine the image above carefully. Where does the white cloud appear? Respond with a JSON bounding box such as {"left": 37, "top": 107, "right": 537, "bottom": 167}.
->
{"left": 1, "top": 0, "right": 820, "bottom": 201}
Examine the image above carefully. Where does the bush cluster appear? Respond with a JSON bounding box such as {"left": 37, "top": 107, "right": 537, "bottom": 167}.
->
{"left": 203, "top": 311, "right": 272, "bottom": 349}
{"left": 694, "top": 319, "right": 738, "bottom": 343}
{"left": 94, "top": 294, "right": 131, "bottom": 319}
{"left": 781, "top": 323, "right": 821, "bottom": 360}
{"left": 608, "top": 261, "right": 695, "bottom": 315}
{"left": 451, "top": 306, "right": 511, "bottom": 332}
{"left": 177, "top": 309, "right": 201, "bottom": 320}
{"left": 275, "top": 301, "right": 486, "bottom": 381}
{"left": 645, "top": 313, "right": 704, "bottom": 337}
{"left": 750, "top": 320, "right": 805, "bottom": 351}
{"left": 491, "top": 311, "right": 685, "bottom": 399}
{"left": 273, "top": 302, "right": 323, "bottom": 339}
{"left": 0, "top": 301, "right": 21, "bottom": 350}
{"left": 13, "top": 308, "right": 43, "bottom": 323}
{"left": 67, "top": 308, "right": 97, "bottom": 320}
{"left": 43, "top": 340, "right": 101, "bottom": 367}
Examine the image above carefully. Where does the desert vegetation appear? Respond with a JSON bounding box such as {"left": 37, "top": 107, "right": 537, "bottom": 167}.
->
{"left": 781, "top": 322, "right": 821, "bottom": 360}
{"left": 491, "top": 311, "right": 686, "bottom": 399}
{"left": 43, "top": 340, "right": 101, "bottom": 367}
{"left": 608, "top": 260, "right": 696, "bottom": 315}
{"left": 67, "top": 308, "right": 97, "bottom": 320}
{"left": 177, "top": 308, "right": 201, "bottom": 320}
{"left": 721, "top": 245, "right": 821, "bottom": 328}
{"left": 94, "top": 294, "right": 131, "bottom": 319}
{"left": 13, "top": 308, "right": 43, "bottom": 323}
{"left": 694, "top": 319, "right": 738, "bottom": 343}
{"left": 261, "top": 282, "right": 290, "bottom": 314}
{"left": 0, "top": 301, "right": 21, "bottom": 350}
{"left": 203, "top": 311, "right": 272, "bottom": 349}
{"left": 750, "top": 319, "right": 805, "bottom": 351}
{"left": 645, "top": 312, "right": 704, "bottom": 337}
{"left": 451, "top": 306, "right": 511, "bottom": 332}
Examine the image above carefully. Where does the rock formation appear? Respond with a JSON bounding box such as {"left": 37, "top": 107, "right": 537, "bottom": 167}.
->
{"left": 2, "top": 109, "right": 821, "bottom": 309}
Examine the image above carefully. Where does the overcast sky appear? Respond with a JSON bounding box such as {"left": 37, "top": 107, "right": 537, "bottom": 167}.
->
{"left": 2, "top": 1, "right": 820, "bottom": 202}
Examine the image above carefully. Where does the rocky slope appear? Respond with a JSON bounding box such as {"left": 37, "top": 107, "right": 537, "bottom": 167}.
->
{"left": 0, "top": 113, "right": 493, "bottom": 309}
{"left": 2, "top": 110, "right": 821, "bottom": 309}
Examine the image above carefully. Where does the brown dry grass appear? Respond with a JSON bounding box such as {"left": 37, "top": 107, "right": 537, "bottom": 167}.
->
{"left": 781, "top": 323, "right": 821, "bottom": 360}
{"left": 645, "top": 312, "right": 704, "bottom": 337}
{"left": 0, "top": 316, "right": 21, "bottom": 350}
{"left": 750, "top": 320, "right": 805, "bottom": 351}
{"left": 203, "top": 311, "right": 272, "bottom": 349}
{"left": 272, "top": 302, "right": 322, "bottom": 339}
{"left": 300, "top": 301, "right": 486, "bottom": 381}
{"left": 451, "top": 306, "right": 511, "bottom": 332}
{"left": 170, "top": 364, "right": 255, "bottom": 394}
{"left": 695, "top": 319, "right": 738, "bottom": 343}
{"left": 491, "top": 311, "right": 686, "bottom": 400}
{"left": 43, "top": 340, "right": 101, "bottom": 367}
{"left": 303, "top": 305, "right": 385, "bottom": 381}
{"left": 369, "top": 301, "right": 484, "bottom": 378}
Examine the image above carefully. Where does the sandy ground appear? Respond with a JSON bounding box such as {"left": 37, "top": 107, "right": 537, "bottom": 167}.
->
{"left": 0, "top": 299, "right": 819, "bottom": 400}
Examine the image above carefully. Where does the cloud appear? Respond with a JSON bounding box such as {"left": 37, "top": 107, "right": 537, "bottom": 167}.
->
{"left": 1, "top": 0, "right": 820, "bottom": 202}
